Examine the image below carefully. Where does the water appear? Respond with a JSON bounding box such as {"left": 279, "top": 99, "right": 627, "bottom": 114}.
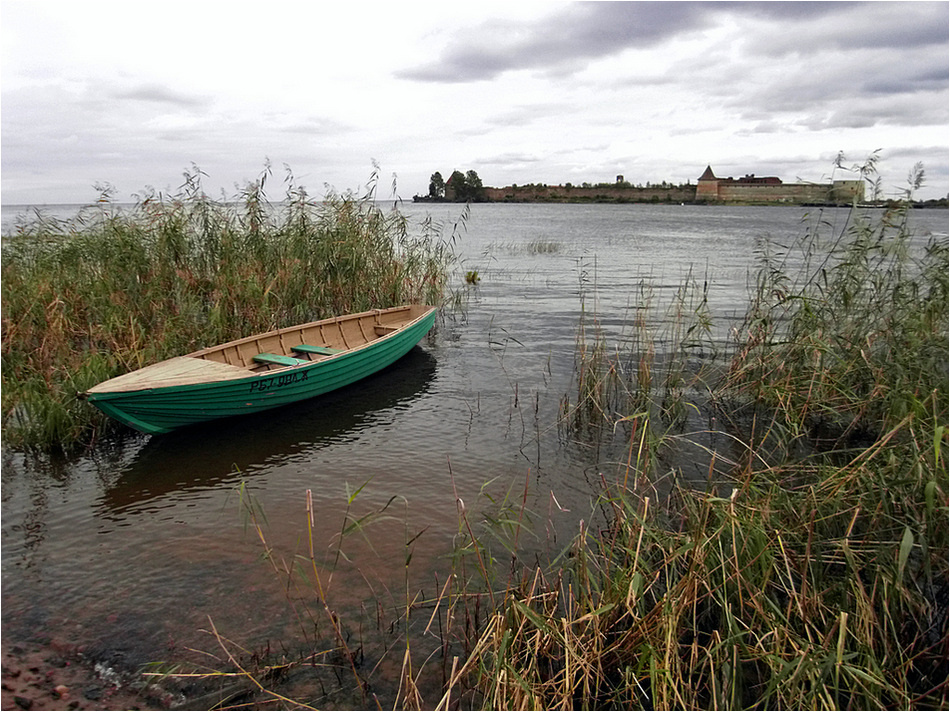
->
{"left": 2, "top": 202, "right": 946, "bottom": 703}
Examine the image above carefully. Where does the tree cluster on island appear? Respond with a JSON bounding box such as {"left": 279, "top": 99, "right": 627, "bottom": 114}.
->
{"left": 414, "top": 170, "right": 698, "bottom": 203}
{"left": 417, "top": 170, "right": 486, "bottom": 202}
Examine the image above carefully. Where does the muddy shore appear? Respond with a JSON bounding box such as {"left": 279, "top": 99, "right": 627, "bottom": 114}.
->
{"left": 1, "top": 639, "right": 169, "bottom": 711}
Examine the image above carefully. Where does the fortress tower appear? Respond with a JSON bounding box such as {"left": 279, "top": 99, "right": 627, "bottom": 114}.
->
{"left": 696, "top": 165, "right": 720, "bottom": 200}
{"left": 696, "top": 165, "right": 864, "bottom": 204}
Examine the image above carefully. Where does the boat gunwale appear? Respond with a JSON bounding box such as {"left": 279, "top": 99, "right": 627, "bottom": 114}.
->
{"left": 186, "top": 305, "right": 422, "bottom": 361}
{"left": 85, "top": 305, "right": 436, "bottom": 398}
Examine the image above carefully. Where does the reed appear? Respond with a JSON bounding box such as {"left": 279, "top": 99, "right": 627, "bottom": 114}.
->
{"left": 721, "top": 178, "right": 947, "bottom": 452}
{"left": 525, "top": 238, "right": 562, "bottom": 254}
{"left": 137, "top": 162, "right": 947, "bottom": 709}
{"left": 449, "top": 168, "right": 948, "bottom": 709}
{"left": 1, "top": 164, "right": 453, "bottom": 451}
{"left": 483, "top": 238, "right": 563, "bottom": 256}
{"left": 560, "top": 264, "right": 716, "bottom": 441}
{"left": 143, "top": 470, "right": 537, "bottom": 709}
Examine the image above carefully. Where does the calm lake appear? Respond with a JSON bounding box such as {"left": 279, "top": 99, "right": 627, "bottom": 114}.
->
{"left": 2, "top": 202, "right": 947, "bottom": 704}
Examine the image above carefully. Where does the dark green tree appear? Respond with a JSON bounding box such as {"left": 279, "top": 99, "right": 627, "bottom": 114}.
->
{"left": 447, "top": 170, "right": 465, "bottom": 200}
{"left": 428, "top": 172, "right": 445, "bottom": 199}
{"left": 465, "top": 170, "right": 483, "bottom": 196}
{"left": 444, "top": 169, "right": 486, "bottom": 202}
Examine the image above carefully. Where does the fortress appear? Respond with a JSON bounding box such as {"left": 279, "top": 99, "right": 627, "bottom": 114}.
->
{"left": 469, "top": 167, "right": 865, "bottom": 205}
{"left": 695, "top": 165, "right": 864, "bottom": 204}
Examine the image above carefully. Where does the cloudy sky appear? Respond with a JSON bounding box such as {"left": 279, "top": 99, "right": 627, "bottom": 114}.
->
{"left": 2, "top": 0, "right": 948, "bottom": 204}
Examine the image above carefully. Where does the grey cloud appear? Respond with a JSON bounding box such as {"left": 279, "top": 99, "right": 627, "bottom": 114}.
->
{"left": 454, "top": 124, "right": 497, "bottom": 138}
{"left": 396, "top": 2, "right": 716, "bottom": 83}
{"left": 827, "top": 92, "right": 949, "bottom": 128}
{"left": 110, "top": 82, "right": 211, "bottom": 108}
{"left": 395, "top": 2, "right": 945, "bottom": 84}
{"left": 861, "top": 65, "right": 949, "bottom": 95}
{"left": 486, "top": 101, "right": 578, "bottom": 127}
{"left": 738, "top": 120, "right": 787, "bottom": 135}
{"left": 477, "top": 151, "right": 545, "bottom": 165}
{"left": 708, "top": 39, "right": 948, "bottom": 130}
{"left": 885, "top": 145, "right": 949, "bottom": 185}
{"left": 771, "top": 84, "right": 949, "bottom": 132}
{"left": 887, "top": 144, "right": 949, "bottom": 163}
{"left": 725, "top": 1, "right": 854, "bottom": 21}
{"left": 743, "top": 2, "right": 948, "bottom": 56}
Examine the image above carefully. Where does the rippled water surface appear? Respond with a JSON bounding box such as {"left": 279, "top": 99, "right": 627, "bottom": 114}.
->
{"left": 3, "top": 203, "right": 946, "bottom": 699}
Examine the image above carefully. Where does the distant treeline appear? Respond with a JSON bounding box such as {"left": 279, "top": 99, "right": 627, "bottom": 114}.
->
{"left": 413, "top": 170, "right": 696, "bottom": 204}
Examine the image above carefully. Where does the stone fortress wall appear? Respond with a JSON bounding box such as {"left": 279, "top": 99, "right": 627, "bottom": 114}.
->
{"left": 476, "top": 167, "right": 864, "bottom": 205}
{"left": 696, "top": 165, "right": 864, "bottom": 204}
{"left": 481, "top": 184, "right": 695, "bottom": 203}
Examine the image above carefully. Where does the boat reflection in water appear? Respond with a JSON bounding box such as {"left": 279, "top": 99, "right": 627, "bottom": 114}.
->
{"left": 96, "top": 346, "right": 438, "bottom": 521}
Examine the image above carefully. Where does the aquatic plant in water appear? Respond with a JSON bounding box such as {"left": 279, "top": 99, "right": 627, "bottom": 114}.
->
{"left": 452, "top": 164, "right": 948, "bottom": 710}
{"left": 128, "top": 160, "right": 949, "bottom": 710}
{"left": 0, "top": 164, "right": 455, "bottom": 451}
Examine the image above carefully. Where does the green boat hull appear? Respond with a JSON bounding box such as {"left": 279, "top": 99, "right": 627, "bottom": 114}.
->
{"left": 86, "top": 308, "right": 436, "bottom": 434}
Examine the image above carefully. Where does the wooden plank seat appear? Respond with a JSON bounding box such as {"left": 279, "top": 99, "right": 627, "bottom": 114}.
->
{"left": 291, "top": 344, "right": 343, "bottom": 356}
{"left": 253, "top": 353, "right": 308, "bottom": 367}
{"left": 374, "top": 325, "right": 399, "bottom": 335}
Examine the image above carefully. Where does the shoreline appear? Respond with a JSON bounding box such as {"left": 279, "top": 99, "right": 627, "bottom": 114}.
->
{"left": 1, "top": 638, "right": 166, "bottom": 711}
{"left": 411, "top": 195, "right": 950, "bottom": 208}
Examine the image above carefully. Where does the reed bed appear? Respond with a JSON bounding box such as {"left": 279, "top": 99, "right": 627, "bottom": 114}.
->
{"left": 1, "top": 165, "right": 453, "bottom": 451}
{"left": 18, "top": 164, "right": 945, "bottom": 709}
{"left": 162, "top": 177, "right": 945, "bottom": 710}
{"left": 562, "top": 265, "right": 716, "bottom": 440}
{"left": 447, "top": 182, "right": 948, "bottom": 709}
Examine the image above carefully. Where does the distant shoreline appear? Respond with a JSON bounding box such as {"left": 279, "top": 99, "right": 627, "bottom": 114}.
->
{"left": 3, "top": 195, "right": 947, "bottom": 212}
{"left": 415, "top": 167, "right": 949, "bottom": 207}
{"left": 411, "top": 194, "right": 949, "bottom": 209}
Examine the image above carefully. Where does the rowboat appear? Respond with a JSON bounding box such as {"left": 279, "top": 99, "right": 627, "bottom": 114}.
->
{"left": 83, "top": 304, "right": 437, "bottom": 434}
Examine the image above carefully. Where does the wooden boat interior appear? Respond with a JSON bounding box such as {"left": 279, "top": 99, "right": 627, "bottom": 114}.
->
{"left": 85, "top": 305, "right": 433, "bottom": 394}
{"left": 193, "top": 304, "right": 431, "bottom": 373}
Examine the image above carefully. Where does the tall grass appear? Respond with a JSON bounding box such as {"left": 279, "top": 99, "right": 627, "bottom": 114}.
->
{"left": 561, "top": 264, "right": 716, "bottom": 448}
{"left": 723, "top": 180, "right": 947, "bottom": 450}
{"left": 447, "top": 172, "right": 948, "bottom": 709}
{"left": 141, "top": 165, "right": 947, "bottom": 709}
{"left": 1, "top": 164, "right": 453, "bottom": 451}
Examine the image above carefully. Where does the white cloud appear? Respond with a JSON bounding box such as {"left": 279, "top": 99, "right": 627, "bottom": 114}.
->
{"left": 2, "top": 0, "right": 947, "bottom": 203}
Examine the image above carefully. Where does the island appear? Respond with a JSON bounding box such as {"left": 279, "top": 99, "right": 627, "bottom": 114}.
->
{"left": 414, "top": 167, "right": 947, "bottom": 207}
